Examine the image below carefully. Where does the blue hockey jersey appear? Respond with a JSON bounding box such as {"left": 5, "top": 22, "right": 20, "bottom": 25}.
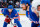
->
{"left": 29, "top": 5, "right": 39, "bottom": 21}
{"left": 26, "top": 5, "right": 39, "bottom": 22}
{"left": 1, "top": 8, "right": 18, "bottom": 18}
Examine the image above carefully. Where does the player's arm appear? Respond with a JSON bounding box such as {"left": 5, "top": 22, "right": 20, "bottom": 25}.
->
{"left": 13, "top": 9, "right": 19, "bottom": 19}
{"left": 32, "top": 7, "right": 38, "bottom": 16}
{"left": 1, "top": 9, "right": 8, "bottom": 17}
{"left": 15, "top": 13, "right": 19, "bottom": 17}
{"left": 13, "top": 13, "right": 20, "bottom": 21}
{"left": 29, "top": 6, "right": 39, "bottom": 21}
{"left": 1, "top": 9, "right": 6, "bottom": 15}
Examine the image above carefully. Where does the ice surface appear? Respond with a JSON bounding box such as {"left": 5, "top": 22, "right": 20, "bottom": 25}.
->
{"left": 0, "top": 15, "right": 31, "bottom": 27}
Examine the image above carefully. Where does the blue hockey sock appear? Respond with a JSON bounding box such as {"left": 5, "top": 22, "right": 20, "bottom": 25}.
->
{"left": 3, "top": 22, "right": 8, "bottom": 27}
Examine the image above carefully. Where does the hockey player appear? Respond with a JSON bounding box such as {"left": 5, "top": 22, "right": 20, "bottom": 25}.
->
{"left": 26, "top": 4, "right": 39, "bottom": 27}
{"left": 21, "top": 0, "right": 39, "bottom": 27}
{"left": 1, "top": 5, "right": 22, "bottom": 27}
{"left": 29, "top": 5, "right": 39, "bottom": 27}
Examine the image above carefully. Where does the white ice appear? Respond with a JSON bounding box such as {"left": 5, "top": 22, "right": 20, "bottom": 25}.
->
{"left": 0, "top": 15, "right": 31, "bottom": 27}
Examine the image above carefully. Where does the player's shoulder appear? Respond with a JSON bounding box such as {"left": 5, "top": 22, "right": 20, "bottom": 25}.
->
{"left": 13, "top": 8, "right": 17, "bottom": 11}
{"left": 4, "top": 8, "right": 8, "bottom": 10}
{"left": 2, "top": 8, "right": 8, "bottom": 11}
{"left": 2, "top": 8, "right": 7, "bottom": 11}
{"left": 12, "top": 8, "right": 17, "bottom": 14}
{"left": 13, "top": 8, "right": 16, "bottom": 10}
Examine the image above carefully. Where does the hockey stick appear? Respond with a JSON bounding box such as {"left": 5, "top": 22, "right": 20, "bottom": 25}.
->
{"left": 10, "top": 18, "right": 17, "bottom": 27}
{"left": 11, "top": 19, "right": 17, "bottom": 26}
